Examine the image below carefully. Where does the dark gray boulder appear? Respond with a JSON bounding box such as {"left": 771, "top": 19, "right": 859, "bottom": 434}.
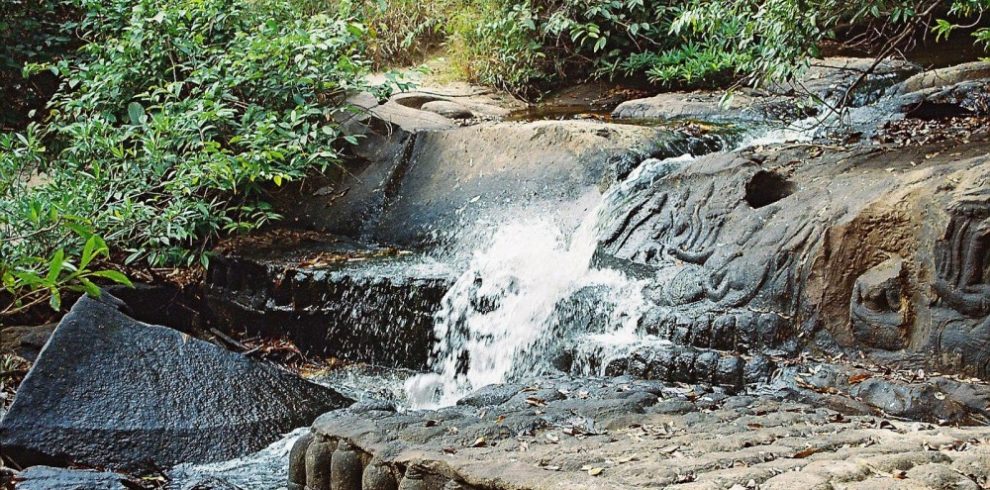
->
{"left": 0, "top": 293, "right": 352, "bottom": 470}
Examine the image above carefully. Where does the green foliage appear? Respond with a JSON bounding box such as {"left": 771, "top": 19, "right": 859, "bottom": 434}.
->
{"left": 0, "top": 130, "right": 132, "bottom": 315}
{"left": 333, "top": 0, "right": 459, "bottom": 69}
{"left": 435, "top": 0, "right": 990, "bottom": 96}
{"left": 2, "top": 0, "right": 380, "bottom": 313}
{"left": 458, "top": 0, "right": 668, "bottom": 96}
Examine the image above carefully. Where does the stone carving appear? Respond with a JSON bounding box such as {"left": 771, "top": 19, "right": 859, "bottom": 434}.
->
{"left": 593, "top": 140, "right": 990, "bottom": 380}
{"left": 850, "top": 256, "right": 911, "bottom": 351}
{"left": 932, "top": 175, "right": 990, "bottom": 378}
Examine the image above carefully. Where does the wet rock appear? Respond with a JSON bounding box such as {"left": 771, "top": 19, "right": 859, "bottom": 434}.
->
{"left": 204, "top": 243, "right": 451, "bottom": 369}
{"left": 612, "top": 91, "right": 780, "bottom": 123}
{"left": 288, "top": 432, "right": 313, "bottom": 487}
{"left": 175, "top": 476, "right": 246, "bottom": 490}
{"left": 613, "top": 57, "right": 918, "bottom": 123}
{"left": 0, "top": 293, "right": 351, "bottom": 470}
{"left": 13, "top": 466, "right": 137, "bottom": 490}
{"left": 280, "top": 120, "right": 700, "bottom": 248}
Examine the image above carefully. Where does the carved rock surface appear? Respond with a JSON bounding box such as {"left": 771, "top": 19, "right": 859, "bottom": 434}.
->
{"left": 293, "top": 374, "right": 990, "bottom": 490}
{"left": 0, "top": 293, "right": 352, "bottom": 470}
{"left": 596, "top": 134, "right": 990, "bottom": 380}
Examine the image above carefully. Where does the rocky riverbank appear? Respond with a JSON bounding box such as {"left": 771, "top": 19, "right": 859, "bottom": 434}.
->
{"left": 3, "top": 57, "right": 990, "bottom": 489}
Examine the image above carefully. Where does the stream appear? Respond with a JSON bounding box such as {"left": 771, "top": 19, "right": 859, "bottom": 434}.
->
{"left": 164, "top": 114, "right": 820, "bottom": 488}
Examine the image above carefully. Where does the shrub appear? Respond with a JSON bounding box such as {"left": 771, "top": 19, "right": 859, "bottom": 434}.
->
{"left": 451, "top": 0, "right": 990, "bottom": 96}
{"left": 1, "top": 0, "right": 383, "bottom": 313}
{"left": 333, "top": 0, "right": 459, "bottom": 69}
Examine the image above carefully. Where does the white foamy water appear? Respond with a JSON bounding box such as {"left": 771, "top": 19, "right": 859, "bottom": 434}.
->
{"left": 406, "top": 121, "right": 819, "bottom": 409}
{"left": 406, "top": 211, "right": 649, "bottom": 408}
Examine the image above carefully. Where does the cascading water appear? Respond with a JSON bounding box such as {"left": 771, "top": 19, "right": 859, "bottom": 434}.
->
{"left": 405, "top": 212, "right": 651, "bottom": 408}
{"left": 406, "top": 122, "right": 816, "bottom": 409}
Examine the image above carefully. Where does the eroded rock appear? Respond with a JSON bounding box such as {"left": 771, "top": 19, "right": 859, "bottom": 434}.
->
{"left": 291, "top": 375, "right": 990, "bottom": 490}
{"left": 899, "top": 61, "right": 990, "bottom": 93}
{"left": 613, "top": 57, "right": 919, "bottom": 123}
{"left": 596, "top": 136, "right": 990, "bottom": 381}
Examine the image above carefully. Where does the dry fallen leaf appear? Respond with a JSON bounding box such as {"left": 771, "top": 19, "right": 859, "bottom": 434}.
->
{"left": 526, "top": 397, "right": 546, "bottom": 407}
{"left": 588, "top": 467, "right": 604, "bottom": 476}
{"left": 793, "top": 447, "right": 819, "bottom": 459}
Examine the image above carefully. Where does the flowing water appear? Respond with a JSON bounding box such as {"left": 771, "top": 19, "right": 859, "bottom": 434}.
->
{"left": 404, "top": 120, "right": 815, "bottom": 409}
{"left": 159, "top": 110, "right": 825, "bottom": 487}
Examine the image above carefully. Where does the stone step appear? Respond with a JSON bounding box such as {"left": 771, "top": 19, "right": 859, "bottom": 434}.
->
{"left": 205, "top": 231, "right": 454, "bottom": 369}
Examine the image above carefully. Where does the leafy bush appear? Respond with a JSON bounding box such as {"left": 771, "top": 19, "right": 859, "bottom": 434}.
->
{"left": 332, "top": 0, "right": 459, "bottom": 69}
{"left": 1, "top": 0, "right": 381, "bottom": 313}
{"left": 449, "top": 0, "right": 990, "bottom": 96}
{"left": 458, "top": 0, "right": 667, "bottom": 96}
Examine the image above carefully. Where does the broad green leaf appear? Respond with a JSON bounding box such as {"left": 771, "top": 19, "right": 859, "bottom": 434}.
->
{"left": 46, "top": 249, "right": 65, "bottom": 284}
{"left": 90, "top": 270, "right": 133, "bottom": 287}
{"left": 128, "top": 102, "right": 145, "bottom": 125}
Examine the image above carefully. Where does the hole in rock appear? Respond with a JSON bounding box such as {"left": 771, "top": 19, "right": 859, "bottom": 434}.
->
{"left": 745, "top": 171, "right": 795, "bottom": 209}
{"left": 906, "top": 101, "right": 976, "bottom": 121}
{"left": 392, "top": 94, "right": 446, "bottom": 109}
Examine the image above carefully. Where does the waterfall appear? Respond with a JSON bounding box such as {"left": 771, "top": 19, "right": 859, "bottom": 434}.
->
{"left": 405, "top": 207, "right": 651, "bottom": 408}
{"left": 406, "top": 123, "right": 815, "bottom": 409}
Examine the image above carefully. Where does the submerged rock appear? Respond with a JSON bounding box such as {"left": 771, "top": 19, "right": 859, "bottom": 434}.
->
{"left": 0, "top": 293, "right": 352, "bottom": 470}
{"left": 13, "top": 466, "right": 137, "bottom": 490}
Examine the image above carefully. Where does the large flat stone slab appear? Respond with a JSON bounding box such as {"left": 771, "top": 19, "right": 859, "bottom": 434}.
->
{"left": 280, "top": 120, "right": 716, "bottom": 249}
{"left": 290, "top": 374, "right": 990, "bottom": 489}
{"left": 0, "top": 293, "right": 352, "bottom": 470}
